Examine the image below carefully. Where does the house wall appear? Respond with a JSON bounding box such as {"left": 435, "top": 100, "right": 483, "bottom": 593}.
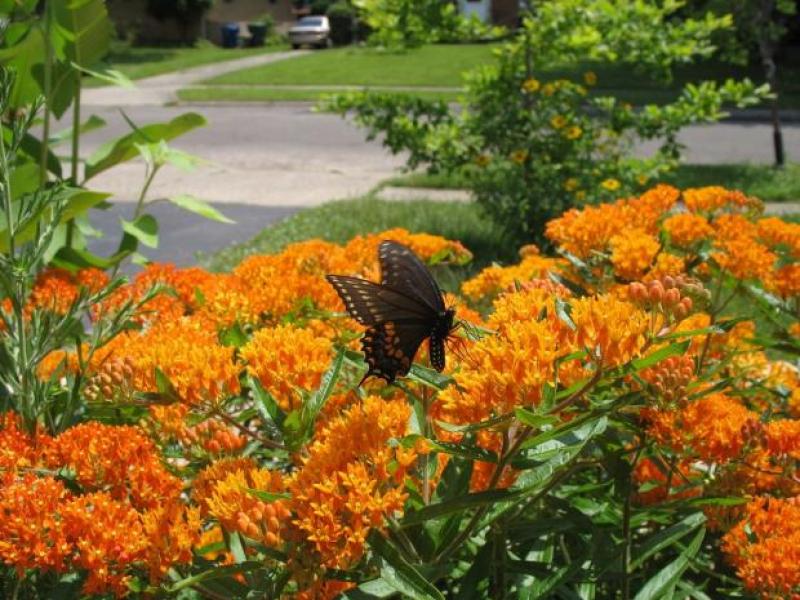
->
{"left": 457, "top": 0, "right": 491, "bottom": 23}
{"left": 106, "top": 0, "right": 297, "bottom": 46}
{"left": 491, "top": 0, "right": 518, "bottom": 28}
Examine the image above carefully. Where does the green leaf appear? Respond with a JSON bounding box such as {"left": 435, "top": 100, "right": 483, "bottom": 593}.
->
{"left": 243, "top": 487, "right": 291, "bottom": 503}
{"left": 120, "top": 214, "right": 158, "bottom": 248}
{"left": 408, "top": 363, "right": 453, "bottom": 390}
{"left": 630, "top": 341, "right": 690, "bottom": 372}
{"left": 249, "top": 375, "right": 286, "bottom": 429}
{"left": 167, "top": 562, "right": 264, "bottom": 593}
{"left": 630, "top": 512, "right": 706, "bottom": 570}
{"left": 302, "top": 347, "right": 345, "bottom": 433}
{"left": 0, "top": 23, "right": 46, "bottom": 108}
{"left": 633, "top": 527, "right": 705, "bottom": 600}
{"left": 49, "top": 114, "right": 106, "bottom": 146}
{"left": 402, "top": 489, "right": 514, "bottom": 526}
{"left": 154, "top": 367, "right": 179, "bottom": 402}
{"left": 514, "top": 408, "right": 559, "bottom": 429}
{"left": 168, "top": 194, "right": 234, "bottom": 224}
{"left": 368, "top": 530, "right": 444, "bottom": 600}
{"left": 75, "top": 64, "right": 135, "bottom": 88}
{"left": 84, "top": 112, "right": 206, "bottom": 181}
{"left": 219, "top": 323, "right": 249, "bottom": 347}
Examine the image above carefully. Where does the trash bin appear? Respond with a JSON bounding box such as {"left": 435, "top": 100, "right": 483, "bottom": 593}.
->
{"left": 221, "top": 23, "right": 240, "bottom": 48}
{"left": 247, "top": 22, "right": 268, "bottom": 46}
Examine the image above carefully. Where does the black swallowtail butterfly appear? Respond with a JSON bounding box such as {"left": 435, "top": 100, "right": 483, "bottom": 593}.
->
{"left": 326, "top": 240, "right": 456, "bottom": 384}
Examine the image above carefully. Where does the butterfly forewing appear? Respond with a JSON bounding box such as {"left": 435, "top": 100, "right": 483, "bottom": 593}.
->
{"left": 326, "top": 241, "right": 456, "bottom": 384}
{"left": 379, "top": 241, "right": 445, "bottom": 312}
{"left": 325, "top": 275, "right": 432, "bottom": 325}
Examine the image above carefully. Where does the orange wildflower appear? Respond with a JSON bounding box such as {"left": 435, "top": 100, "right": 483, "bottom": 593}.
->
{"left": 141, "top": 501, "right": 202, "bottom": 584}
{"left": 683, "top": 186, "right": 760, "bottom": 215}
{"left": 646, "top": 393, "right": 758, "bottom": 463}
{"left": 240, "top": 324, "right": 332, "bottom": 412}
{"left": 609, "top": 229, "right": 661, "bottom": 280}
{"left": 0, "top": 474, "right": 72, "bottom": 575}
{"left": 290, "top": 396, "right": 414, "bottom": 570}
{"left": 569, "top": 295, "right": 649, "bottom": 367}
{"left": 193, "top": 457, "right": 258, "bottom": 514}
{"left": 722, "top": 496, "right": 800, "bottom": 599}
{"left": 663, "top": 213, "right": 714, "bottom": 247}
{"left": 45, "top": 422, "right": 182, "bottom": 511}
{"left": 461, "top": 254, "right": 563, "bottom": 301}
{"left": 61, "top": 492, "right": 146, "bottom": 597}
{"left": 632, "top": 458, "right": 702, "bottom": 505}
{"left": 713, "top": 237, "right": 777, "bottom": 283}
{"left": 204, "top": 466, "right": 291, "bottom": 547}
{"left": 773, "top": 264, "right": 800, "bottom": 298}
{"left": 757, "top": 216, "right": 800, "bottom": 258}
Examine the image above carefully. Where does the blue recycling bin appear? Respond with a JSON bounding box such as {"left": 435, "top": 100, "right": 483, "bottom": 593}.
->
{"left": 221, "top": 23, "right": 240, "bottom": 48}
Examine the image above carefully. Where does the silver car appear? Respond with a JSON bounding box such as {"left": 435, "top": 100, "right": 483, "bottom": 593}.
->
{"left": 289, "top": 16, "right": 331, "bottom": 49}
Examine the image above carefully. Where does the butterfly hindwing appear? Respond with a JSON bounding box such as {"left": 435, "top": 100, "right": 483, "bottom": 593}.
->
{"left": 362, "top": 320, "right": 429, "bottom": 383}
{"left": 379, "top": 241, "right": 445, "bottom": 313}
{"left": 326, "top": 242, "right": 456, "bottom": 384}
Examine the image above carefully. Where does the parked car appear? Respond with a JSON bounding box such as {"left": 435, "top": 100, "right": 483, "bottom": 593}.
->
{"left": 288, "top": 16, "right": 331, "bottom": 49}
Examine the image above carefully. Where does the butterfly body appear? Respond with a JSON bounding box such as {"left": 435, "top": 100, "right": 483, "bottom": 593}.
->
{"left": 326, "top": 241, "right": 456, "bottom": 384}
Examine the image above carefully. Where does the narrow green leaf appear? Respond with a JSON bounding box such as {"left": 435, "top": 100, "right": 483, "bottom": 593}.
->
{"left": 630, "top": 341, "right": 690, "bottom": 372}
{"left": 120, "top": 214, "right": 158, "bottom": 248}
{"left": 630, "top": 512, "right": 706, "bottom": 570}
{"left": 168, "top": 194, "right": 234, "bottom": 224}
{"left": 514, "top": 408, "right": 559, "bottom": 429}
{"left": 167, "top": 562, "right": 263, "bottom": 592}
{"left": 368, "top": 531, "right": 444, "bottom": 600}
{"left": 302, "top": 347, "right": 345, "bottom": 432}
{"left": 633, "top": 527, "right": 705, "bottom": 600}
{"left": 243, "top": 487, "right": 291, "bottom": 502}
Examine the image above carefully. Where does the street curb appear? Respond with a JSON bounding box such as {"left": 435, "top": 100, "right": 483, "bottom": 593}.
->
{"left": 174, "top": 99, "right": 800, "bottom": 124}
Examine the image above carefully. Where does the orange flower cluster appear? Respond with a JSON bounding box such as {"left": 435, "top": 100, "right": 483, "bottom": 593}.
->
{"left": 662, "top": 213, "right": 714, "bottom": 247}
{"left": 461, "top": 254, "right": 563, "bottom": 300}
{"left": 0, "top": 421, "right": 200, "bottom": 597}
{"left": 241, "top": 324, "right": 332, "bottom": 411}
{"left": 289, "top": 396, "right": 415, "bottom": 570}
{"left": 645, "top": 393, "right": 758, "bottom": 464}
{"left": 44, "top": 422, "right": 182, "bottom": 511}
{"left": 722, "top": 496, "right": 800, "bottom": 599}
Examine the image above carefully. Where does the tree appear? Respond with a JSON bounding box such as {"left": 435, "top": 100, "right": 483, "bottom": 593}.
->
{"left": 688, "top": 0, "right": 796, "bottom": 166}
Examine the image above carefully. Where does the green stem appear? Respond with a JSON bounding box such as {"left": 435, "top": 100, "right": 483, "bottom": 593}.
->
{"left": 134, "top": 164, "right": 159, "bottom": 219}
{"left": 421, "top": 385, "right": 432, "bottom": 504}
{"left": 39, "top": 0, "right": 53, "bottom": 186}
{"left": 66, "top": 73, "right": 82, "bottom": 247}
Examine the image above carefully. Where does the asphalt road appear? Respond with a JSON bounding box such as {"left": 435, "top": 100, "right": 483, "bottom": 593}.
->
{"left": 64, "top": 104, "right": 799, "bottom": 268}
{"left": 86, "top": 202, "right": 299, "bottom": 269}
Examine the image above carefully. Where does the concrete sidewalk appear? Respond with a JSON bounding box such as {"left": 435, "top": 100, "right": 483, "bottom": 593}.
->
{"left": 82, "top": 50, "right": 308, "bottom": 106}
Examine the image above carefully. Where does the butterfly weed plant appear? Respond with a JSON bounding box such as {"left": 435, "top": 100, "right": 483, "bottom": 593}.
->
{"left": 323, "top": 0, "right": 771, "bottom": 243}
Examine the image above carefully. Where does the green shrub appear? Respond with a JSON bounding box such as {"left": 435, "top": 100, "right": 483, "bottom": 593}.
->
{"left": 326, "top": 1, "right": 355, "bottom": 46}
{"left": 325, "top": 1, "right": 770, "bottom": 242}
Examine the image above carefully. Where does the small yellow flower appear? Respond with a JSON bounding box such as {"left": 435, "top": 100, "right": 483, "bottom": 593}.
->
{"left": 550, "top": 115, "right": 567, "bottom": 129}
{"left": 575, "top": 190, "right": 587, "bottom": 201}
{"left": 637, "top": 173, "right": 649, "bottom": 186}
{"left": 475, "top": 154, "right": 491, "bottom": 167}
{"left": 601, "top": 178, "right": 621, "bottom": 191}
{"left": 564, "top": 126, "right": 582, "bottom": 140}
{"left": 584, "top": 71, "right": 597, "bottom": 86}
{"left": 576, "top": 85, "right": 588, "bottom": 96}
{"left": 522, "top": 78, "right": 540, "bottom": 93}
{"left": 542, "top": 83, "right": 556, "bottom": 97}
{"left": 564, "top": 178, "right": 579, "bottom": 192}
{"left": 510, "top": 149, "right": 529, "bottom": 164}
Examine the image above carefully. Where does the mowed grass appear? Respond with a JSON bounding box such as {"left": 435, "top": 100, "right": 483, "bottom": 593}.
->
{"left": 201, "top": 195, "right": 514, "bottom": 284}
{"left": 194, "top": 42, "right": 799, "bottom": 109}
{"left": 178, "top": 86, "right": 460, "bottom": 103}
{"left": 204, "top": 44, "right": 498, "bottom": 87}
{"left": 385, "top": 163, "right": 800, "bottom": 203}
{"left": 87, "top": 40, "right": 286, "bottom": 85}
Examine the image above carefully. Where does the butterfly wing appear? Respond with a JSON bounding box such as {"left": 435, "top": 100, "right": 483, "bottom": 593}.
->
{"left": 326, "top": 275, "right": 434, "bottom": 326}
{"left": 379, "top": 241, "right": 446, "bottom": 313}
{"left": 362, "top": 321, "right": 430, "bottom": 383}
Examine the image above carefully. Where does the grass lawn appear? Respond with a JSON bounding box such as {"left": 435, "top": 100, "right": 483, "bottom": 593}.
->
{"left": 204, "top": 44, "right": 497, "bottom": 88}
{"left": 87, "top": 40, "right": 286, "bottom": 85}
{"left": 177, "top": 86, "right": 460, "bottom": 103}
{"left": 384, "top": 163, "right": 800, "bottom": 203}
{"left": 192, "top": 43, "right": 799, "bottom": 109}
{"left": 201, "top": 195, "right": 513, "bottom": 283}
